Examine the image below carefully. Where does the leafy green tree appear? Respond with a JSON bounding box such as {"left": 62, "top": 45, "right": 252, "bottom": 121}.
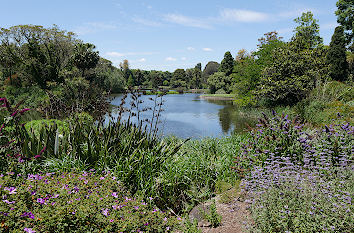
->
{"left": 256, "top": 45, "right": 329, "bottom": 105}
{"left": 132, "top": 69, "right": 144, "bottom": 86}
{"left": 73, "top": 43, "right": 99, "bottom": 78}
{"left": 207, "top": 72, "right": 231, "bottom": 94}
{"left": 119, "top": 59, "right": 132, "bottom": 81}
{"left": 171, "top": 69, "right": 186, "bottom": 88}
{"left": 335, "top": 0, "right": 354, "bottom": 44}
{"left": 326, "top": 26, "right": 349, "bottom": 81}
{"left": 150, "top": 70, "right": 163, "bottom": 88}
{"left": 254, "top": 31, "right": 285, "bottom": 68}
{"left": 0, "top": 25, "right": 76, "bottom": 88}
{"left": 127, "top": 74, "right": 135, "bottom": 87}
{"left": 191, "top": 63, "right": 202, "bottom": 89}
{"left": 218, "top": 51, "right": 234, "bottom": 76}
{"left": 231, "top": 56, "right": 261, "bottom": 106}
{"left": 291, "top": 11, "right": 323, "bottom": 50}
{"left": 202, "top": 61, "right": 219, "bottom": 87}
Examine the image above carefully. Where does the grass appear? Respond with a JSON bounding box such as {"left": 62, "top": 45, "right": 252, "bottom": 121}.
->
{"left": 200, "top": 94, "right": 234, "bottom": 98}
{"left": 157, "top": 134, "right": 248, "bottom": 212}
{"left": 144, "top": 90, "right": 180, "bottom": 95}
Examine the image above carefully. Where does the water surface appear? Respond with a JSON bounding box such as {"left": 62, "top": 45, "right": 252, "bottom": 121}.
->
{"left": 108, "top": 93, "right": 255, "bottom": 138}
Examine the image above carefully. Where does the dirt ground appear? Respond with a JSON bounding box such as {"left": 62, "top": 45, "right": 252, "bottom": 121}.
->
{"left": 188, "top": 190, "right": 250, "bottom": 233}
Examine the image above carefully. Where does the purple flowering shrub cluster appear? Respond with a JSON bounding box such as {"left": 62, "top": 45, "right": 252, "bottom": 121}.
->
{"left": 0, "top": 171, "right": 178, "bottom": 232}
{"left": 240, "top": 112, "right": 353, "bottom": 232}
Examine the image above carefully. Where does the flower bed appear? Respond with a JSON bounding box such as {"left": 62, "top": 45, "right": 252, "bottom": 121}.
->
{"left": 0, "top": 171, "right": 177, "bottom": 232}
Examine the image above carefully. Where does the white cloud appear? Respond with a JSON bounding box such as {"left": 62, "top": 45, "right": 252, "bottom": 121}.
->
{"left": 165, "top": 57, "right": 177, "bottom": 61}
{"left": 202, "top": 48, "right": 213, "bottom": 52}
{"left": 164, "top": 14, "right": 212, "bottom": 29}
{"left": 181, "top": 57, "right": 187, "bottom": 61}
{"left": 132, "top": 17, "right": 162, "bottom": 27}
{"left": 278, "top": 8, "right": 316, "bottom": 18}
{"left": 138, "top": 58, "right": 146, "bottom": 62}
{"left": 106, "top": 51, "right": 156, "bottom": 57}
{"left": 74, "top": 22, "right": 117, "bottom": 35}
{"left": 187, "top": 47, "right": 195, "bottom": 51}
{"left": 106, "top": 52, "right": 125, "bottom": 57}
{"left": 220, "top": 9, "right": 269, "bottom": 22}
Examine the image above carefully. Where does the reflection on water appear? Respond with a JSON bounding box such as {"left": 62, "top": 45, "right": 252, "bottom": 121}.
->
{"left": 107, "top": 93, "right": 255, "bottom": 138}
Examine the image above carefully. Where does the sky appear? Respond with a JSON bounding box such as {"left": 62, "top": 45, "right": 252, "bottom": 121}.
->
{"left": 0, "top": 0, "right": 339, "bottom": 71}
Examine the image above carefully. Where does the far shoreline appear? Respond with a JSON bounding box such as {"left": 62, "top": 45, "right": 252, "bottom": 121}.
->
{"left": 199, "top": 94, "right": 234, "bottom": 101}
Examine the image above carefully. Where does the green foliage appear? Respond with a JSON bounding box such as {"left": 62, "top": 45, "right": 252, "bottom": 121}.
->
{"left": 207, "top": 72, "right": 231, "bottom": 94}
{"left": 73, "top": 43, "right": 100, "bottom": 78}
{"left": 182, "top": 217, "right": 201, "bottom": 233}
{"left": 0, "top": 25, "right": 76, "bottom": 89}
{"left": 0, "top": 171, "right": 178, "bottom": 232}
{"left": 2, "top": 85, "right": 47, "bottom": 109}
{"left": 158, "top": 135, "right": 246, "bottom": 212}
{"left": 218, "top": 51, "right": 234, "bottom": 76}
{"left": 127, "top": 73, "right": 135, "bottom": 87}
{"left": 257, "top": 44, "right": 329, "bottom": 105}
{"left": 335, "top": 0, "right": 354, "bottom": 43}
{"left": 231, "top": 56, "right": 261, "bottom": 106}
{"left": 326, "top": 26, "right": 349, "bottom": 81}
{"left": 190, "top": 63, "right": 202, "bottom": 89}
{"left": 202, "top": 61, "right": 219, "bottom": 87}
{"left": 41, "top": 77, "right": 110, "bottom": 119}
{"left": 200, "top": 200, "right": 222, "bottom": 228}
{"left": 254, "top": 31, "right": 285, "bottom": 68}
{"left": 172, "top": 69, "right": 187, "bottom": 88}
{"left": 295, "top": 81, "right": 354, "bottom": 125}
{"left": 291, "top": 11, "right": 323, "bottom": 50}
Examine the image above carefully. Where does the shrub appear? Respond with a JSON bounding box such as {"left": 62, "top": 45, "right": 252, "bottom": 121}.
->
{"left": 0, "top": 171, "right": 178, "bottom": 232}
{"left": 241, "top": 112, "right": 353, "bottom": 232}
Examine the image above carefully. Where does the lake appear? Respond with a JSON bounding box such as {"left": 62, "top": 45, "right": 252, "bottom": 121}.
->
{"left": 107, "top": 93, "right": 255, "bottom": 138}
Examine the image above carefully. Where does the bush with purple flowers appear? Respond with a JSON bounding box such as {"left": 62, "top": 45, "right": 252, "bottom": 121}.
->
{"left": 240, "top": 112, "right": 353, "bottom": 232}
{"left": 0, "top": 171, "right": 178, "bottom": 232}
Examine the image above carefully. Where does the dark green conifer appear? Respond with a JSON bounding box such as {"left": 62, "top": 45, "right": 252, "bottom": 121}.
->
{"left": 218, "top": 51, "right": 234, "bottom": 76}
{"left": 326, "top": 26, "right": 349, "bottom": 81}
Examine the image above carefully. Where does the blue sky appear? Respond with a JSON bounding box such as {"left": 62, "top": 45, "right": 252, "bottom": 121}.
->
{"left": 1, "top": 0, "right": 339, "bottom": 71}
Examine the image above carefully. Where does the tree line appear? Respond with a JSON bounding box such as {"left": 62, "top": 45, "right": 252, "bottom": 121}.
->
{"left": 205, "top": 2, "right": 353, "bottom": 107}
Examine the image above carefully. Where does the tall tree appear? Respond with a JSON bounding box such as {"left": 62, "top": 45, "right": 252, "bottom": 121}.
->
{"left": 207, "top": 72, "right": 231, "bottom": 94}
{"left": 73, "top": 43, "right": 99, "bottom": 78}
{"left": 326, "top": 26, "right": 349, "bottom": 81}
{"left": 0, "top": 25, "right": 76, "bottom": 88}
{"left": 202, "top": 61, "right": 219, "bottom": 87}
{"left": 254, "top": 31, "right": 285, "bottom": 68}
{"left": 218, "top": 51, "right": 234, "bottom": 76}
{"left": 335, "top": 0, "right": 354, "bottom": 45}
{"left": 191, "top": 63, "right": 202, "bottom": 89}
{"left": 291, "top": 11, "right": 323, "bottom": 50}
{"left": 257, "top": 45, "right": 329, "bottom": 105}
{"left": 119, "top": 59, "right": 131, "bottom": 81}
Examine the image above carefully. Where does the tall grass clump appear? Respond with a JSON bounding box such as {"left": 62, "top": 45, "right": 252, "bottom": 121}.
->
{"left": 240, "top": 112, "right": 353, "bottom": 232}
{"left": 157, "top": 134, "right": 247, "bottom": 212}
{"left": 295, "top": 81, "right": 353, "bottom": 125}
